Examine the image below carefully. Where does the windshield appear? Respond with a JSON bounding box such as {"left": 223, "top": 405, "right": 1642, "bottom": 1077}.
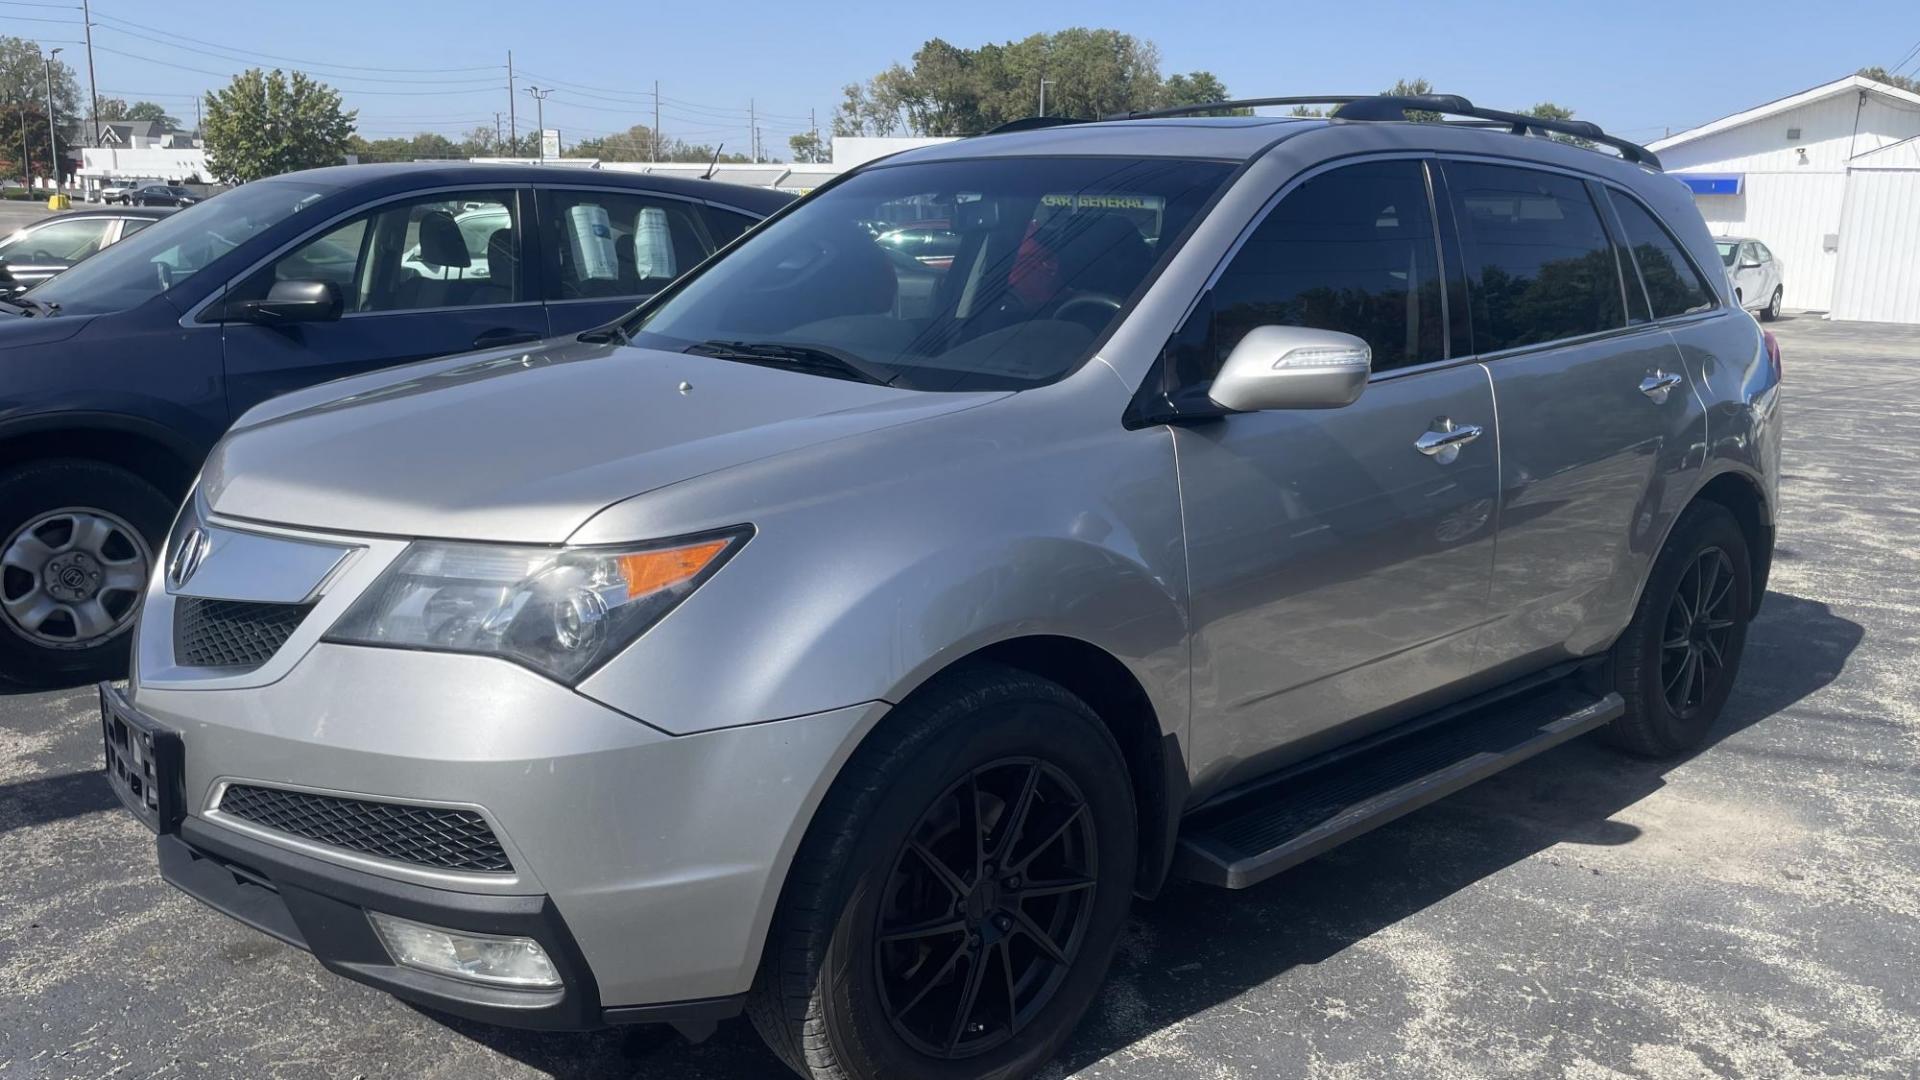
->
{"left": 629, "top": 156, "right": 1232, "bottom": 391}
{"left": 28, "top": 178, "right": 336, "bottom": 316}
{"left": 1716, "top": 241, "right": 1739, "bottom": 268}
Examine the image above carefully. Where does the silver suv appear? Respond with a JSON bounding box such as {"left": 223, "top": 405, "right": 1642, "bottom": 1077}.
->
{"left": 105, "top": 93, "right": 1781, "bottom": 1080}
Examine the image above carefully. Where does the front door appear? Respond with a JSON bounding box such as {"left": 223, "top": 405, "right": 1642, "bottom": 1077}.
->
{"left": 1440, "top": 162, "right": 1707, "bottom": 672}
{"left": 216, "top": 188, "right": 548, "bottom": 418}
{"left": 1171, "top": 159, "right": 1500, "bottom": 788}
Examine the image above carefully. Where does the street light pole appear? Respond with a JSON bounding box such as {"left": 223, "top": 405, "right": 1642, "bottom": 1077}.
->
{"left": 45, "top": 47, "right": 63, "bottom": 192}
{"left": 524, "top": 86, "right": 550, "bottom": 160}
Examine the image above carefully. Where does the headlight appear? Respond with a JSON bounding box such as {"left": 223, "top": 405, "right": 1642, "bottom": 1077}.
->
{"left": 325, "top": 528, "right": 749, "bottom": 684}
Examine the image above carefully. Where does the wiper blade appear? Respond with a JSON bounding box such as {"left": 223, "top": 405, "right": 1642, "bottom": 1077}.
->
{"left": 8, "top": 296, "right": 58, "bottom": 317}
{"left": 685, "top": 340, "right": 893, "bottom": 386}
{"left": 577, "top": 322, "right": 630, "bottom": 345}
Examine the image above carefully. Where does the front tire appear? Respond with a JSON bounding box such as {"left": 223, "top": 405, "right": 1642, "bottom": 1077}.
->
{"left": 749, "top": 664, "right": 1136, "bottom": 1080}
{"left": 0, "top": 460, "right": 171, "bottom": 687}
{"left": 1604, "top": 503, "right": 1752, "bottom": 757}
{"left": 1761, "top": 287, "right": 1782, "bottom": 321}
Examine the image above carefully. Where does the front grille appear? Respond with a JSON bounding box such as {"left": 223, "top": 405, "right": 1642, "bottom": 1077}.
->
{"left": 217, "top": 784, "right": 513, "bottom": 873}
{"left": 173, "top": 597, "right": 314, "bottom": 668}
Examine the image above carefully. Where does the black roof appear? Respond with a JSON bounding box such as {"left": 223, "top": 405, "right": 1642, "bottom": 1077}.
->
{"left": 272, "top": 162, "right": 795, "bottom": 215}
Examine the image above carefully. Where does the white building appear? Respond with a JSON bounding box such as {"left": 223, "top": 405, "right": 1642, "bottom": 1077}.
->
{"left": 1649, "top": 74, "right": 1920, "bottom": 322}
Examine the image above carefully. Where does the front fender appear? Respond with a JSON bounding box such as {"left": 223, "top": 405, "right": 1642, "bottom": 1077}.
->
{"left": 571, "top": 373, "right": 1191, "bottom": 742}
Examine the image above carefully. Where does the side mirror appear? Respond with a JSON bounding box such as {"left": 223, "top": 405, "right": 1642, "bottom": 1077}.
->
{"left": 1208, "top": 326, "right": 1372, "bottom": 412}
{"left": 1739, "top": 259, "right": 1761, "bottom": 269}
{"left": 226, "top": 279, "right": 341, "bottom": 324}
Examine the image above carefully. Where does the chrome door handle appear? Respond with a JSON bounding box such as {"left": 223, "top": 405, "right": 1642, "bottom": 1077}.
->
{"left": 1414, "top": 420, "right": 1483, "bottom": 464}
{"left": 1639, "top": 371, "right": 1683, "bottom": 404}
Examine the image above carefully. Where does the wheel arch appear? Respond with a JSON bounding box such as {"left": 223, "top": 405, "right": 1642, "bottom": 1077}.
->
{"left": 0, "top": 411, "right": 201, "bottom": 500}
{"left": 901, "top": 635, "right": 1187, "bottom": 900}
{"left": 1690, "top": 469, "right": 1774, "bottom": 613}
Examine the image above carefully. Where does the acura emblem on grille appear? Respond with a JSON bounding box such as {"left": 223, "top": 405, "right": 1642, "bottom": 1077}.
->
{"left": 167, "top": 527, "right": 208, "bottom": 588}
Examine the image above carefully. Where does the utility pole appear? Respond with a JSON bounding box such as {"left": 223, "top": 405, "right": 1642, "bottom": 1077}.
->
{"left": 18, "top": 103, "right": 30, "bottom": 188}
{"left": 81, "top": 0, "right": 101, "bottom": 145}
{"left": 506, "top": 50, "right": 517, "bottom": 151}
{"left": 749, "top": 98, "right": 758, "bottom": 163}
{"left": 652, "top": 80, "right": 660, "bottom": 162}
{"left": 524, "top": 86, "right": 550, "bottom": 160}
{"left": 44, "top": 47, "right": 62, "bottom": 191}
{"left": 494, "top": 111, "right": 503, "bottom": 148}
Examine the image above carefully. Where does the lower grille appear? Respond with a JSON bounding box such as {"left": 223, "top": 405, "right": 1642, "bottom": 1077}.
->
{"left": 217, "top": 784, "right": 513, "bottom": 874}
{"left": 174, "top": 597, "right": 314, "bottom": 668}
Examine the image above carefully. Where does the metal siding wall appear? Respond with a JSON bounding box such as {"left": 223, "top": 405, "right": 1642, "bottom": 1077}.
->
{"left": 1830, "top": 169, "right": 1920, "bottom": 324}
{"left": 1692, "top": 173, "right": 1848, "bottom": 310}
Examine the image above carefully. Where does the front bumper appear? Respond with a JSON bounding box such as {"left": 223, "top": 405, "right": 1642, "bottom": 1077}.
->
{"left": 158, "top": 813, "right": 739, "bottom": 1030}
{"left": 122, "top": 643, "right": 884, "bottom": 1023}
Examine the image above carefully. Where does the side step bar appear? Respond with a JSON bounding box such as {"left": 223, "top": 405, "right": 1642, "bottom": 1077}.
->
{"left": 1174, "top": 684, "right": 1624, "bottom": 889}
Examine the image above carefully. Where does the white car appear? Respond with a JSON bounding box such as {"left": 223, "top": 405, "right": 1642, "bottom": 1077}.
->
{"left": 1717, "top": 236, "right": 1784, "bottom": 321}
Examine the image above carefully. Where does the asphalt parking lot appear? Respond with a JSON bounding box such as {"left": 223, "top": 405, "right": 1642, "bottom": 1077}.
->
{"left": 0, "top": 202, "right": 56, "bottom": 234}
{"left": 3, "top": 313, "right": 1918, "bottom": 1079}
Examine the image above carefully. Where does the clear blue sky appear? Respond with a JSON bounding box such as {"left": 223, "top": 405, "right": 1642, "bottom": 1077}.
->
{"left": 5, "top": 0, "right": 1916, "bottom": 153}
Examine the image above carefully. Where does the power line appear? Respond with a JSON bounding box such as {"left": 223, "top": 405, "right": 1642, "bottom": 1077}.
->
{"left": 1889, "top": 36, "right": 1920, "bottom": 75}
{"left": 91, "top": 22, "right": 503, "bottom": 85}
{"left": 85, "top": 7, "right": 504, "bottom": 73}
{"left": 92, "top": 42, "right": 506, "bottom": 95}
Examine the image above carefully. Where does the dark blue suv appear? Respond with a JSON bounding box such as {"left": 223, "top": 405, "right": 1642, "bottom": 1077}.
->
{"left": 0, "top": 163, "right": 791, "bottom": 685}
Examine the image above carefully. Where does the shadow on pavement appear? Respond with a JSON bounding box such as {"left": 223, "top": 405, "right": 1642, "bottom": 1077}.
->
{"left": 0, "top": 768, "right": 119, "bottom": 835}
{"left": 296, "top": 591, "right": 1873, "bottom": 1077}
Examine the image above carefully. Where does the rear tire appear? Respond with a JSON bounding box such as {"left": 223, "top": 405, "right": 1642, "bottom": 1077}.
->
{"left": 748, "top": 663, "right": 1136, "bottom": 1080}
{"left": 0, "top": 460, "right": 172, "bottom": 688}
{"left": 1604, "top": 503, "right": 1752, "bottom": 758}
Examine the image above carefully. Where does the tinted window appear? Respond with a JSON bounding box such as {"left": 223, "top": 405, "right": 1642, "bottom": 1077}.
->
{"left": 237, "top": 191, "right": 523, "bottom": 313}
{"left": 28, "top": 178, "right": 333, "bottom": 316}
{"left": 632, "top": 157, "right": 1231, "bottom": 391}
{"left": 701, "top": 206, "right": 757, "bottom": 247}
{"left": 544, "top": 189, "right": 718, "bottom": 301}
{"left": 1607, "top": 190, "right": 1715, "bottom": 320}
{"left": 1446, "top": 162, "right": 1624, "bottom": 352}
{"left": 1169, "top": 159, "right": 1443, "bottom": 387}
{"left": 118, "top": 217, "right": 154, "bottom": 238}
{"left": 0, "top": 218, "right": 112, "bottom": 263}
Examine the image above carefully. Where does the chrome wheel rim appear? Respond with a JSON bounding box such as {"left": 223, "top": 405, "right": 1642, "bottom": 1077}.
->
{"left": 0, "top": 507, "right": 152, "bottom": 649}
{"left": 1660, "top": 547, "right": 1737, "bottom": 717}
{"left": 874, "top": 757, "right": 1098, "bottom": 1060}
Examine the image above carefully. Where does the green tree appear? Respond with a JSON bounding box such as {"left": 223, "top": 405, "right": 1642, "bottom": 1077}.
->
{"left": 1524, "top": 101, "right": 1594, "bottom": 148}
{"left": 839, "top": 29, "right": 1233, "bottom": 134}
{"left": 1858, "top": 66, "right": 1919, "bottom": 93}
{"left": 202, "top": 68, "right": 356, "bottom": 183}
{"left": 124, "top": 101, "right": 180, "bottom": 128}
{"left": 95, "top": 96, "right": 127, "bottom": 121}
{"left": 0, "top": 36, "right": 79, "bottom": 129}
{"left": 788, "top": 130, "right": 829, "bottom": 163}
{"left": 571, "top": 123, "right": 660, "bottom": 161}
{"left": 0, "top": 106, "right": 66, "bottom": 183}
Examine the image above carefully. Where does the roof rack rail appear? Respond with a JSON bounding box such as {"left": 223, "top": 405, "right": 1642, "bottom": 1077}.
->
{"left": 1331, "top": 93, "right": 1661, "bottom": 168}
{"left": 1078, "top": 92, "right": 1660, "bottom": 170}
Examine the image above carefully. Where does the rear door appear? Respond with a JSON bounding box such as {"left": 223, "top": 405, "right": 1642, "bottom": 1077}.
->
{"left": 1173, "top": 158, "right": 1501, "bottom": 783}
{"left": 215, "top": 187, "right": 547, "bottom": 417}
{"left": 1441, "top": 160, "right": 1706, "bottom": 676}
{"left": 536, "top": 186, "right": 735, "bottom": 335}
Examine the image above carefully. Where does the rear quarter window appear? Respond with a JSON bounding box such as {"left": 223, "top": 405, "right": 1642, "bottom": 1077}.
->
{"left": 1607, "top": 190, "right": 1716, "bottom": 320}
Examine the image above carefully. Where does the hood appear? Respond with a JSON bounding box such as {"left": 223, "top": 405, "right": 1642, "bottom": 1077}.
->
{"left": 203, "top": 338, "right": 1006, "bottom": 543}
{"left": 0, "top": 310, "right": 90, "bottom": 345}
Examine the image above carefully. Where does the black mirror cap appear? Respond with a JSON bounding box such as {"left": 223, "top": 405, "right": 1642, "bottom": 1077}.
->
{"left": 227, "top": 279, "right": 343, "bottom": 324}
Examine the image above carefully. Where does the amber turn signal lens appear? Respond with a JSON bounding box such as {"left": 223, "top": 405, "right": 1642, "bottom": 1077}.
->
{"left": 615, "top": 539, "right": 730, "bottom": 599}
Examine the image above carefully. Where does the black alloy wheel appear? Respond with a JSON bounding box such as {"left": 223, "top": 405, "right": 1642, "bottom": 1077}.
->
{"left": 874, "top": 757, "right": 1099, "bottom": 1060}
{"left": 1659, "top": 547, "right": 1739, "bottom": 717}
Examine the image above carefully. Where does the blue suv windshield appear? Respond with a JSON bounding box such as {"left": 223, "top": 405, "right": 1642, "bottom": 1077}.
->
{"left": 28, "top": 178, "right": 336, "bottom": 317}
{"left": 630, "top": 156, "right": 1232, "bottom": 391}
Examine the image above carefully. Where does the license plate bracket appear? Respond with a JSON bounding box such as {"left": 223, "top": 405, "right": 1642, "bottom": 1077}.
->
{"left": 100, "top": 682, "right": 184, "bottom": 834}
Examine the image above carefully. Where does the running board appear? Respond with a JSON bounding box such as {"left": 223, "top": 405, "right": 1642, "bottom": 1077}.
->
{"left": 1175, "top": 684, "right": 1624, "bottom": 889}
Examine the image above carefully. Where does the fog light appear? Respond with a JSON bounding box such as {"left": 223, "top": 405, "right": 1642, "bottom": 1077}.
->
{"left": 368, "top": 912, "right": 560, "bottom": 989}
